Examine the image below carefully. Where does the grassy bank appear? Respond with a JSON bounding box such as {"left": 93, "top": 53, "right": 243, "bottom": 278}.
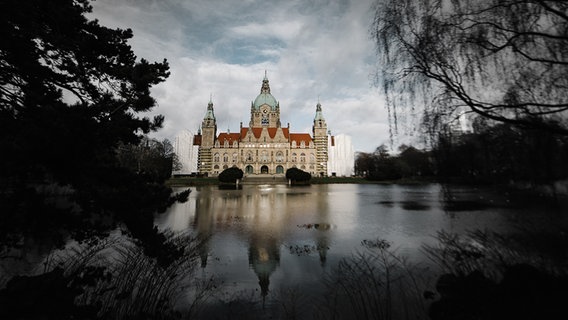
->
{"left": 165, "top": 176, "right": 218, "bottom": 187}
{"left": 166, "top": 176, "right": 436, "bottom": 186}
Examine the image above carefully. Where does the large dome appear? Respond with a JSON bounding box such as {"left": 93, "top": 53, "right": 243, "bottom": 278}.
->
{"left": 253, "top": 92, "right": 277, "bottom": 109}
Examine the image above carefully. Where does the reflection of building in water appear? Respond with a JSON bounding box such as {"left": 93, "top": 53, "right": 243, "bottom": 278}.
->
{"left": 172, "top": 74, "right": 354, "bottom": 177}
{"left": 315, "top": 185, "right": 331, "bottom": 266}
{"left": 173, "top": 184, "right": 341, "bottom": 297}
{"left": 315, "top": 223, "right": 331, "bottom": 266}
{"left": 193, "top": 188, "right": 215, "bottom": 268}
{"left": 248, "top": 234, "right": 280, "bottom": 299}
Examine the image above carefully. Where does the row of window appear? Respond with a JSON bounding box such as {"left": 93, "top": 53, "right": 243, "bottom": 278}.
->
{"left": 213, "top": 141, "right": 315, "bottom": 148}
{"left": 213, "top": 152, "right": 315, "bottom": 163}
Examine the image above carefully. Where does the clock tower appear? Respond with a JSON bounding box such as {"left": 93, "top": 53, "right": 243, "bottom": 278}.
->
{"left": 250, "top": 72, "right": 281, "bottom": 128}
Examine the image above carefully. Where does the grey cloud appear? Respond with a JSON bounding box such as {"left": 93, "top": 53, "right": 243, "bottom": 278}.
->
{"left": 90, "top": 0, "right": 401, "bottom": 152}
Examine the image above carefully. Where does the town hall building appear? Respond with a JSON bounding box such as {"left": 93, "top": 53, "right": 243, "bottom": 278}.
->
{"left": 173, "top": 74, "right": 354, "bottom": 177}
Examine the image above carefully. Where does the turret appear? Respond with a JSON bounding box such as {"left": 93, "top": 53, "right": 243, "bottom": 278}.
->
{"left": 312, "top": 101, "right": 328, "bottom": 177}
{"left": 198, "top": 97, "right": 217, "bottom": 174}
{"left": 201, "top": 97, "right": 217, "bottom": 147}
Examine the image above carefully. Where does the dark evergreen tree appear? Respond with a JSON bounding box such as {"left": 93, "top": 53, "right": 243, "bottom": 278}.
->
{"left": 0, "top": 0, "right": 186, "bottom": 263}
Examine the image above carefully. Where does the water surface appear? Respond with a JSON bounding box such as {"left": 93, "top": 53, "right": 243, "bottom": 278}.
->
{"left": 155, "top": 183, "right": 558, "bottom": 301}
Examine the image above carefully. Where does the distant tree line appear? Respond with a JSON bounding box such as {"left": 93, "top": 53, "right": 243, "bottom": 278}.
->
{"left": 433, "top": 118, "right": 568, "bottom": 185}
{"left": 355, "top": 144, "right": 433, "bottom": 181}
{"left": 357, "top": 118, "right": 568, "bottom": 185}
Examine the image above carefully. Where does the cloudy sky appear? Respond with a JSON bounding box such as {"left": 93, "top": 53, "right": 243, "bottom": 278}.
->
{"left": 89, "top": 0, "right": 414, "bottom": 153}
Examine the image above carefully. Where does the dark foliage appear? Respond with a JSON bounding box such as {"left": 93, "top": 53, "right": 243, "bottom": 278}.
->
{"left": 218, "top": 167, "right": 244, "bottom": 183}
{"left": 372, "top": 0, "right": 568, "bottom": 137}
{"left": 432, "top": 119, "right": 568, "bottom": 184}
{"left": 430, "top": 265, "right": 568, "bottom": 320}
{"left": 286, "top": 167, "right": 311, "bottom": 183}
{"left": 0, "top": 0, "right": 186, "bottom": 264}
{"left": 0, "top": 268, "right": 99, "bottom": 319}
{"left": 355, "top": 144, "right": 433, "bottom": 181}
{"left": 116, "top": 137, "right": 180, "bottom": 184}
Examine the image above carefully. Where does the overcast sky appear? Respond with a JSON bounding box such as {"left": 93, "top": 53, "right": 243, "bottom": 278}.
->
{"left": 89, "top": 0, "right": 417, "bottom": 153}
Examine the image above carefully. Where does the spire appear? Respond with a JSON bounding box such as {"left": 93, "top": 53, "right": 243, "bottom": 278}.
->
{"left": 314, "top": 100, "right": 325, "bottom": 121}
{"left": 260, "top": 72, "right": 270, "bottom": 94}
{"left": 203, "top": 96, "right": 215, "bottom": 120}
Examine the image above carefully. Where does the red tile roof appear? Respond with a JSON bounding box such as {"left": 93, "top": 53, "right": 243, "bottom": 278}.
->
{"left": 239, "top": 127, "right": 290, "bottom": 139}
{"left": 290, "top": 133, "right": 313, "bottom": 145}
{"left": 217, "top": 132, "right": 241, "bottom": 144}
{"left": 214, "top": 127, "right": 312, "bottom": 145}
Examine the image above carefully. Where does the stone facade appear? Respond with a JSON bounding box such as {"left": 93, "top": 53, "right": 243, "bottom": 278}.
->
{"left": 195, "top": 74, "right": 328, "bottom": 177}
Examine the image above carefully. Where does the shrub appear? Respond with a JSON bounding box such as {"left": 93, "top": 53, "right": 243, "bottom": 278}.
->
{"left": 286, "top": 168, "right": 311, "bottom": 183}
{"left": 218, "top": 167, "right": 243, "bottom": 183}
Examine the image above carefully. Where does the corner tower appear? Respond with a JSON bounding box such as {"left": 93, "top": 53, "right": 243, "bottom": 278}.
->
{"left": 313, "top": 101, "right": 328, "bottom": 176}
{"left": 199, "top": 97, "right": 217, "bottom": 174}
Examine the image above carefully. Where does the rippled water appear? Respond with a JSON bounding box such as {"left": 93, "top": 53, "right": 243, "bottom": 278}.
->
{"left": 155, "top": 183, "right": 561, "bottom": 303}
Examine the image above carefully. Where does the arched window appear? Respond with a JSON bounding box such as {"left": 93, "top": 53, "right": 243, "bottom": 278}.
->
{"left": 300, "top": 153, "right": 306, "bottom": 162}
{"left": 214, "top": 153, "right": 220, "bottom": 162}
{"left": 233, "top": 141, "right": 238, "bottom": 148}
{"left": 275, "top": 151, "right": 284, "bottom": 162}
{"left": 223, "top": 153, "right": 229, "bottom": 162}
{"left": 261, "top": 165, "right": 269, "bottom": 174}
{"left": 213, "top": 165, "right": 219, "bottom": 169}
{"left": 246, "top": 152, "right": 254, "bottom": 162}
{"left": 291, "top": 141, "right": 297, "bottom": 148}
{"left": 261, "top": 150, "right": 269, "bottom": 162}
{"left": 291, "top": 153, "right": 297, "bottom": 162}
{"left": 245, "top": 165, "right": 253, "bottom": 174}
{"left": 300, "top": 141, "right": 305, "bottom": 148}
{"left": 276, "top": 165, "right": 284, "bottom": 174}
{"left": 223, "top": 165, "right": 228, "bottom": 169}
{"left": 232, "top": 153, "right": 238, "bottom": 163}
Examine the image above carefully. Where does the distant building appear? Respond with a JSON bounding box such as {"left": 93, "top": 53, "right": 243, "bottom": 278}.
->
{"left": 172, "top": 130, "right": 199, "bottom": 175}
{"left": 327, "top": 133, "right": 354, "bottom": 177}
{"left": 174, "top": 74, "right": 353, "bottom": 177}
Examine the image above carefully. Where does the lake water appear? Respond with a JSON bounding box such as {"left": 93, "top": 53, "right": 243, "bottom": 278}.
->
{"left": 155, "top": 183, "right": 564, "bottom": 310}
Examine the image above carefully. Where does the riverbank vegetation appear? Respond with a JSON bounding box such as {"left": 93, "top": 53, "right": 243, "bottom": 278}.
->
{"left": 356, "top": 121, "right": 568, "bottom": 191}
